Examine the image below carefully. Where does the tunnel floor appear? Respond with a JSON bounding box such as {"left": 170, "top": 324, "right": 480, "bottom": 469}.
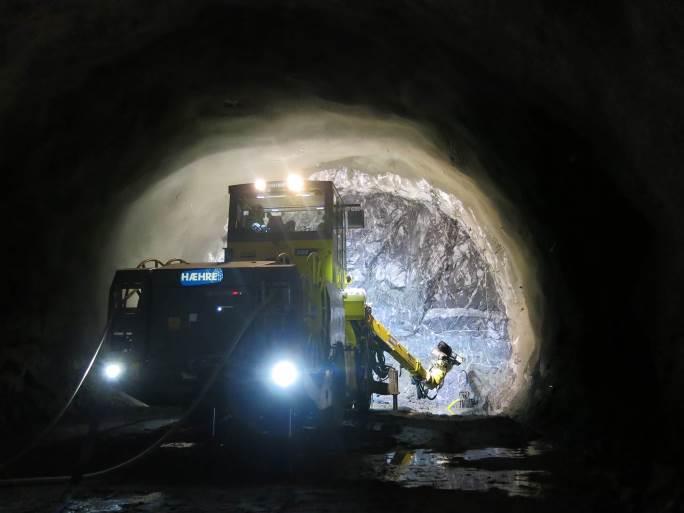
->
{"left": 1, "top": 411, "right": 624, "bottom": 512}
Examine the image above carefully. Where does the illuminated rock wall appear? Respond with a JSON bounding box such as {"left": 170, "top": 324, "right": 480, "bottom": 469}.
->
{"left": 312, "top": 169, "right": 514, "bottom": 414}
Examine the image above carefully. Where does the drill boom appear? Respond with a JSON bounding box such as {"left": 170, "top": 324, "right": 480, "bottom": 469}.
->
{"left": 365, "top": 308, "right": 454, "bottom": 390}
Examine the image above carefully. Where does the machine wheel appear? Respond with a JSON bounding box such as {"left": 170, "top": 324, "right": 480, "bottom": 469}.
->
{"left": 320, "top": 343, "right": 346, "bottom": 430}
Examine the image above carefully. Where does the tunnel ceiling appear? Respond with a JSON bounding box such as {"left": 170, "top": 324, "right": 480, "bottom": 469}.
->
{"left": 3, "top": 0, "right": 684, "bottom": 449}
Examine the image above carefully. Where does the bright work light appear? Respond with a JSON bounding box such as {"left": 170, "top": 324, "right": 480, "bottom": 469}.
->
{"left": 254, "top": 179, "right": 266, "bottom": 191}
{"left": 271, "top": 360, "right": 298, "bottom": 388}
{"left": 286, "top": 174, "right": 304, "bottom": 192}
{"left": 103, "top": 362, "right": 125, "bottom": 381}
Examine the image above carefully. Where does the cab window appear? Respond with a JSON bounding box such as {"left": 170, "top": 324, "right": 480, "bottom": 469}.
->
{"left": 233, "top": 188, "right": 327, "bottom": 234}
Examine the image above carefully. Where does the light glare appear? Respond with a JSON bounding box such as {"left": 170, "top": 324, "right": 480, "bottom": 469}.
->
{"left": 103, "top": 362, "right": 124, "bottom": 381}
{"left": 271, "top": 360, "right": 298, "bottom": 388}
{"left": 286, "top": 174, "right": 304, "bottom": 192}
{"left": 254, "top": 179, "right": 266, "bottom": 191}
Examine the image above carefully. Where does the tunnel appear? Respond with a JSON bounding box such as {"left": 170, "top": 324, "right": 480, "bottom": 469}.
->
{"left": 107, "top": 109, "right": 535, "bottom": 415}
{"left": 1, "top": 1, "right": 683, "bottom": 510}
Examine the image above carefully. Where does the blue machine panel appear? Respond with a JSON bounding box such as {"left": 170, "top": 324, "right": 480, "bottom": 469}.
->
{"left": 179, "top": 268, "right": 224, "bottom": 287}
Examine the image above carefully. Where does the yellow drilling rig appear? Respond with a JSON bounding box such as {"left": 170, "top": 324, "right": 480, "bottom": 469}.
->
{"left": 103, "top": 178, "right": 462, "bottom": 433}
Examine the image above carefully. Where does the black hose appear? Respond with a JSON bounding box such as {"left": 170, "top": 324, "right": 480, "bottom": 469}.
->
{"left": 0, "top": 300, "right": 266, "bottom": 487}
{"left": 0, "top": 319, "right": 112, "bottom": 473}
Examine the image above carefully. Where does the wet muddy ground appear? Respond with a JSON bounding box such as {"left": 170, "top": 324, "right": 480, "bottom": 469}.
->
{"left": 0, "top": 410, "right": 638, "bottom": 512}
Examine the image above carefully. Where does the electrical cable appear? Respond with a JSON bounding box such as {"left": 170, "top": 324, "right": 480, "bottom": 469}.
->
{"left": 0, "top": 319, "right": 112, "bottom": 473}
{"left": 0, "top": 299, "right": 267, "bottom": 487}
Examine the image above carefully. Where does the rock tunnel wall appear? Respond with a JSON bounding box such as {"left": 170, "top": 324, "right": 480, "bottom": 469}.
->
{"left": 312, "top": 169, "right": 513, "bottom": 414}
{"left": 1, "top": 0, "right": 683, "bottom": 465}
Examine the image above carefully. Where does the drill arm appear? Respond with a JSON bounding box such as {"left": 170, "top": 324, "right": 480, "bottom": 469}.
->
{"left": 365, "top": 307, "right": 459, "bottom": 390}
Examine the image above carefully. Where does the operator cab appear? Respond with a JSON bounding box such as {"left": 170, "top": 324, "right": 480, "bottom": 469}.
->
{"left": 227, "top": 181, "right": 332, "bottom": 240}
{"left": 225, "top": 179, "right": 363, "bottom": 288}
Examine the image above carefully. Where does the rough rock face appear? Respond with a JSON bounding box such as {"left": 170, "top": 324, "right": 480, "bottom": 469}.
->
{"left": 311, "top": 169, "right": 513, "bottom": 414}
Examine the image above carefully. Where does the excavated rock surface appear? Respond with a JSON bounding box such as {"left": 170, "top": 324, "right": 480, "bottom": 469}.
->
{"left": 312, "top": 169, "right": 513, "bottom": 414}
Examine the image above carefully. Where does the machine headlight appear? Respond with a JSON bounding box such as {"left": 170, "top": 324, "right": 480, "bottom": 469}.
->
{"left": 254, "top": 179, "right": 266, "bottom": 192}
{"left": 271, "top": 360, "right": 298, "bottom": 388}
{"left": 103, "top": 362, "right": 125, "bottom": 381}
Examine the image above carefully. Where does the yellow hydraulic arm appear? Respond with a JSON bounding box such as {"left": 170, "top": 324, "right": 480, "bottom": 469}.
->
{"left": 364, "top": 307, "right": 460, "bottom": 391}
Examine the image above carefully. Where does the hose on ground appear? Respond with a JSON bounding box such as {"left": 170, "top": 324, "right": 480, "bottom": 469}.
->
{"left": 0, "top": 299, "right": 267, "bottom": 487}
{"left": 0, "top": 319, "right": 112, "bottom": 473}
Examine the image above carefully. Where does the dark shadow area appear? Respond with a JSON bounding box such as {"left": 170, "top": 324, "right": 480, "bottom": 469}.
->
{"left": 0, "top": 410, "right": 621, "bottom": 512}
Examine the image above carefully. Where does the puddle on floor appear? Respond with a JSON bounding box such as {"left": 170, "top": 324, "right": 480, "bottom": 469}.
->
{"left": 63, "top": 492, "right": 166, "bottom": 513}
{"left": 348, "top": 442, "right": 551, "bottom": 497}
{"left": 160, "top": 442, "right": 197, "bottom": 449}
{"left": 455, "top": 440, "right": 550, "bottom": 461}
